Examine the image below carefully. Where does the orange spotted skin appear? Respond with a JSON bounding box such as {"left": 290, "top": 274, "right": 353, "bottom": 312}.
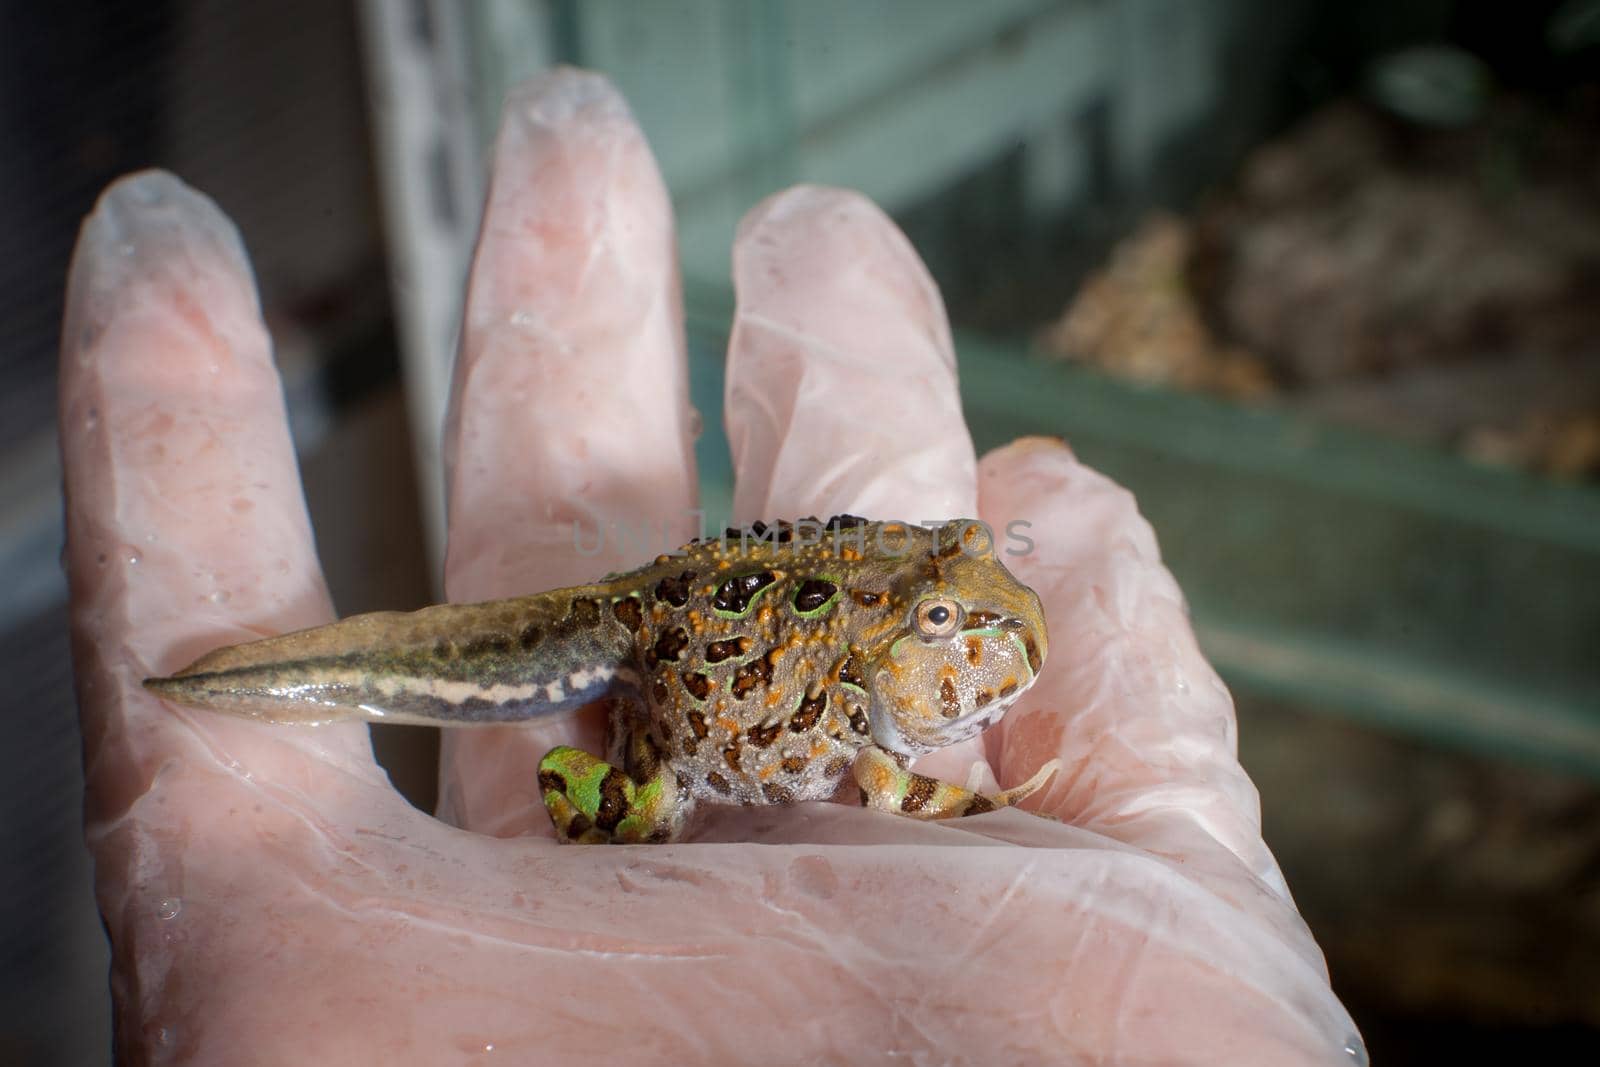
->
{"left": 614, "top": 517, "right": 1047, "bottom": 807}
{"left": 146, "top": 516, "right": 1052, "bottom": 835}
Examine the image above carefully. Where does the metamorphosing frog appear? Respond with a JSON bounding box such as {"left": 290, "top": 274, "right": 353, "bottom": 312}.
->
{"left": 146, "top": 516, "right": 1058, "bottom": 843}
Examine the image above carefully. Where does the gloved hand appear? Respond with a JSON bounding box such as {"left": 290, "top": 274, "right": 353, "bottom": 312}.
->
{"left": 62, "top": 68, "right": 1363, "bottom": 1064}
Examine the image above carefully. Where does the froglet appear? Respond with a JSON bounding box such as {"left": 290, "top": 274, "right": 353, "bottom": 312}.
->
{"left": 146, "top": 516, "right": 1058, "bottom": 843}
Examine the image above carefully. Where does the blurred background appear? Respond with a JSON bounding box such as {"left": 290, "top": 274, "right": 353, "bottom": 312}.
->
{"left": 3, "top": 1, "right": 1598, "bottom": 1063}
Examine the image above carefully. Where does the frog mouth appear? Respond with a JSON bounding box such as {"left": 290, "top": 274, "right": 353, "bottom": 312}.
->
{"left": 869, "top": 679, "right": 1034, "bottom": 756}
{"left": 942, "top": 688, "right": 1026, "bottom": 743}
{"left": 867, "top": 702, "right": 922, "bottom": 757}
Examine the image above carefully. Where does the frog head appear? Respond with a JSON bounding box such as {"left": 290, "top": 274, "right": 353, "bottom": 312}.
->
{"left": 865, "top": 520, "right": 1048, "bottom": 756}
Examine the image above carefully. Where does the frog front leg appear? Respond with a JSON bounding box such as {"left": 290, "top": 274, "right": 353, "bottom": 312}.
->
{"left": 852, "top": 746, "right": 1061, "bottom": 821}
{"left": 538, "top": 702, "right": 693, "bottom": 844}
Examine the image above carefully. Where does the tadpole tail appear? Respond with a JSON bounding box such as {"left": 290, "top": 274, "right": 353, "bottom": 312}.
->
{"left": 142, "top": 588, "right": 638, "bottom": 726}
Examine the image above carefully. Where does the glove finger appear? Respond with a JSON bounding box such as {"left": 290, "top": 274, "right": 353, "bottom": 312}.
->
{"left": 439, "top": 70, "right": 698, "bottom": 836}
{"left": 62, "top": 171, "right": 385, "bottom": 828}
{"left": 976, "top": 436, "right": 1364, "bottom": 1060}
{"left": 980, "top": 437, "right": 1295, "bottom": 894}
{"left": 725, "top": 184, "right": 987, "bottom": 784}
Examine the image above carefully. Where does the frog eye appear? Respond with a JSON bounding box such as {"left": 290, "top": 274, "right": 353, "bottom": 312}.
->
{"left": 913, "top": 597, "right": 964, "bottom": 639}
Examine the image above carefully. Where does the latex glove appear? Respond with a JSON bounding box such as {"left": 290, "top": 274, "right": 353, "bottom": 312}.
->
{"left": 62, "top": 68, "right": 1365, "bottom": 1065}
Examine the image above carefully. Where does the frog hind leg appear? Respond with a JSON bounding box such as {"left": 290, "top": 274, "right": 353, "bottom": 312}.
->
{"left": 539, "top": 717, "right": 692, "bottom": 844}
{"left": 852, "top": 746, "right": 1062, "bottom": 821}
